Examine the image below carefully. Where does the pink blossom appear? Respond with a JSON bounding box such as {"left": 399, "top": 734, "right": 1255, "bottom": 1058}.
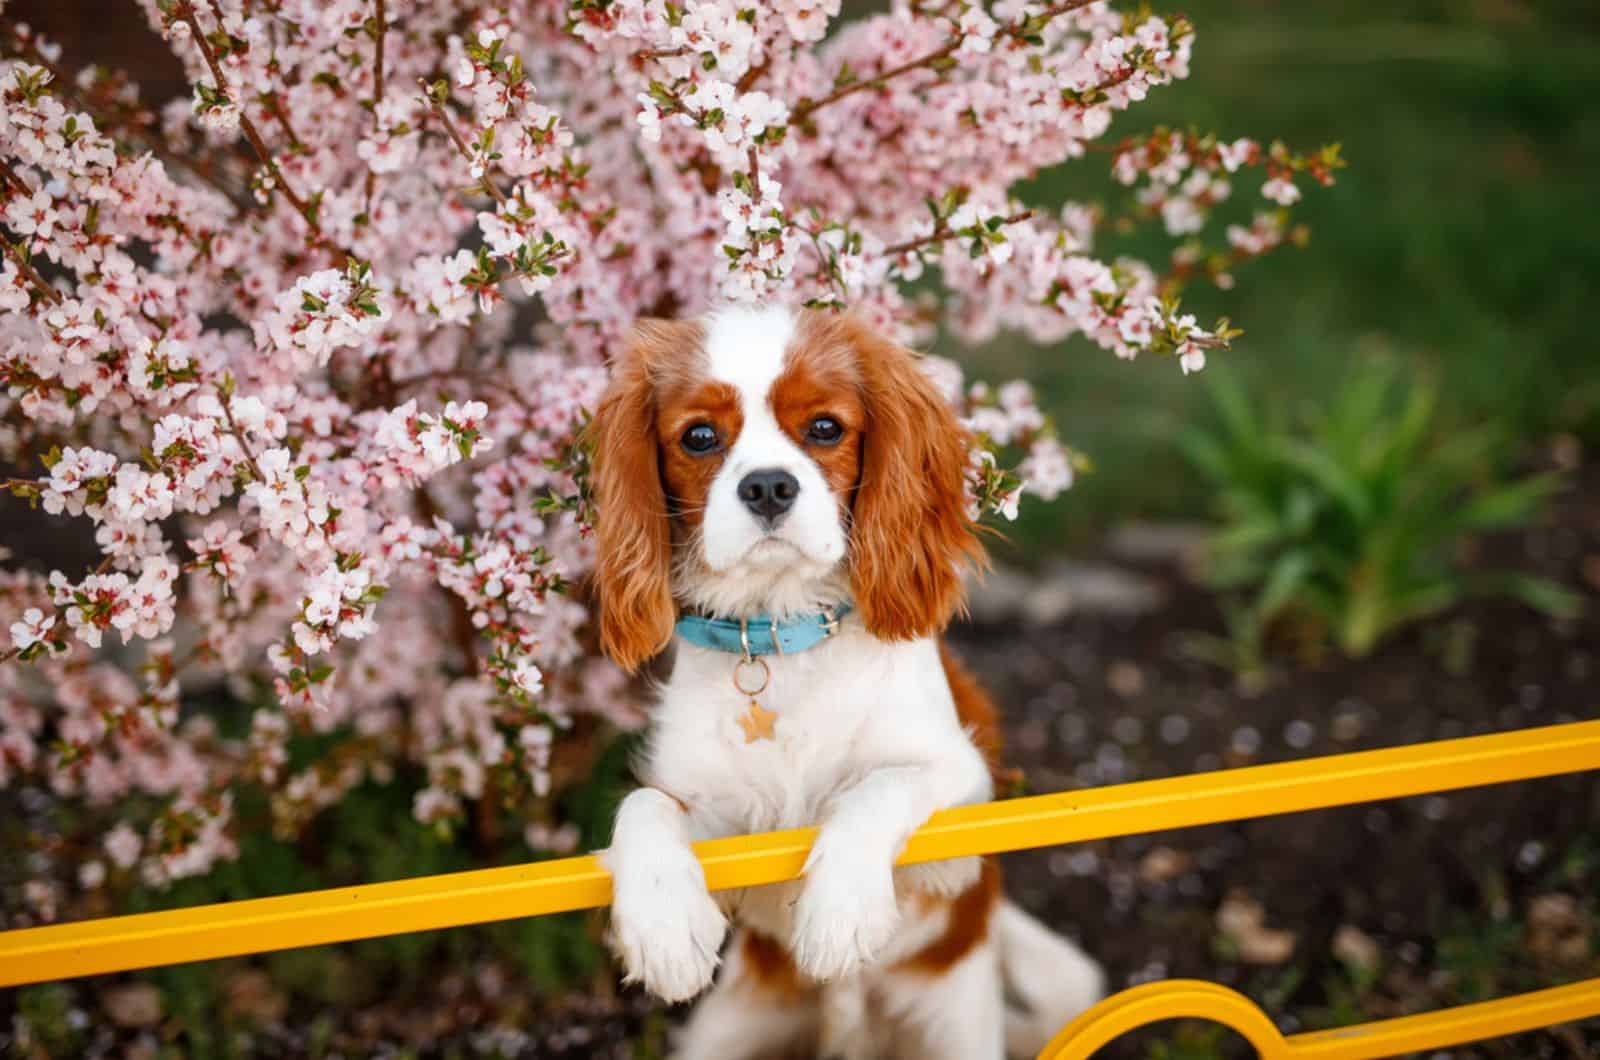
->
{"left": 0, "top": 1, "right": 1330, "bottom": 894}
{"left": 1263, "top": 176, "right": 1302, "bottom": 205}
{"left": 9, "top": 607, "right": 55, "bottom": 651}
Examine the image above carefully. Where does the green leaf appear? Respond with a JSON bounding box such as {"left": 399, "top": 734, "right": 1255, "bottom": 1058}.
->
{"left": 1451, "top": 472, "right": 1563, "bottom": 532}
{"left": 1256, "top": 551, "right": 1314, "bottom": 620}
{"left": 1466, "top": 573, "right": 1583, "bottom": 619}
{"left": 1275, "top": 440, "right": 1372, "bottom": 525}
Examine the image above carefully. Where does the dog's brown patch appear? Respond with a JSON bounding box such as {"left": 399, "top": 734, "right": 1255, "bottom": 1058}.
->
{"left": 656, "top": 379, "right": 744, "bottom": 534}
{"left": 585, "top": 318, "right": 707, "bottom": 672}
{"left": 739, "top": 929, "right": 813, "bottom": 998}
{"left": 895, "top": 857, "right": 1003, "bottom": 974}
{"left": 769, "top": 313, "right": 866, "bottom": 508}
{"left": 835, "top": 313, "right": 985, "bottom": 641}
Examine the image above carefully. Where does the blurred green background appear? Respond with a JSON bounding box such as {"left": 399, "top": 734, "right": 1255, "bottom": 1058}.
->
{"left": 982, "top": 0, "right": 1600, "bottom": 554}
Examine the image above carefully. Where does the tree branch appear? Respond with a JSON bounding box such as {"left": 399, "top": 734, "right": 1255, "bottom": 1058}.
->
{"left": 175, "top": 2, "right": 355, "bottom": 260}
{"left": 422, "top": 83, "right": 511, "bottom": 210}
{"left": 3, "top": 26, "right": 252, "bottom": 212}
{"left": 881, "top": 208, "right": 1034, "bottom": 257}
{"left": 791, "top": 0, "right": 1102, "bottom": 124}
{"left": 0, "top": 160, "right": 64, "bottom": 304}
{"left": 363, "top": 0, "right": 387, "bottom": 219}
{"left": 1, "top": 236, "right": 62, "bottom": 305}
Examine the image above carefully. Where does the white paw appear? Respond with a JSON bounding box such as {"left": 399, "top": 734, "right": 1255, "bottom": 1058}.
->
{"left": 790, "top": 832, "right": 900, "bottom": 982}
{"left": 607, "top": 846, "right": 727, "bottom": 1003}
{"left": 896, "top": 855, "right": 982, "bottom": 898}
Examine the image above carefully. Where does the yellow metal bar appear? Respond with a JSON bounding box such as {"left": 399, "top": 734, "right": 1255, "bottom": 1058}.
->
{"left": 1286, "top": 977, "right": 1600, "bottom": 1058}
{"left": 2, "top": 719, "right": 1598, "bottom": 991}
{"left": 1036, "top": 976, "right": 1600, "bottom": 1059}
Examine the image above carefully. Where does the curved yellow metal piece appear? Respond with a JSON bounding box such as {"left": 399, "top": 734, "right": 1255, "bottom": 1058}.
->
{"left": 1036, "top": 976, "right": 1600, "bottom": 1060}
{"left": 1038, "top": 980, "right": 1291, "bottom": 1059}
{"left": 1, "top": 717, "right": 1598, "bottom": 1060}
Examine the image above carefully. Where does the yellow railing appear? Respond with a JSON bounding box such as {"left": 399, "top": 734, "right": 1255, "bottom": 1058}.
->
{"left": 4, "top": 719, "right": 1600, "bottom": 1057}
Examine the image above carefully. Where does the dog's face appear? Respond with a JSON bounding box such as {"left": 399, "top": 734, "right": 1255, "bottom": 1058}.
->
{"left": 587, "top": 306, "right": 982, "bottom": 671}
{"left": 657, "top": 308, "right": 862, "bottom": 586}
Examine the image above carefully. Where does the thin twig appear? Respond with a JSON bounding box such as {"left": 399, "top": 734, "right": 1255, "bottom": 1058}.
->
{"left": 392, "top": 367, "right": 521, "bottom": 401}
{"left": 792, "top": 40, "right": 960, "bottom": 123}
{"left": 412, "top": 487, "right": 482, "bottom": 677}
{"left": 422, "top": 83, "right": 511, "bottom": 210}
{"left": 176, "top": 2, "right": 354, "bottom": 259}
{"left": 791, "top": 0, "right": 1101, "bottom": 123}
{"left": 3, "top": 28, "right": 250, "bottom": 210}
{"left": 881, "top": 208, "right": 1034, "bottom": 257}
{"left": 735, "top": 60, "right": 769, "bottom": 94}
{"left": 0, "top": 162, "right": 64, "bottom": 303}
{"left": 363, "top": 0, "right": 387, "bottom": 218}
{"left": 745, "top": 147, "right": 761, "bottom": 196}
{"left": 216, "top": 383, "right": 265, "bottom": 479}
{"left": 265, "top": 93, "right": 306, "bottom": 151}
{"left": 0, "top": 157, "right": 36, "bottom": 197}
{"left": 0, "top": 237, "right": 61, "bottom": 304}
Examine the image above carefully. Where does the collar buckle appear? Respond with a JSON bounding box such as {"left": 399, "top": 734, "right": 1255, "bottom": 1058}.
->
{"left": 818, "top": 606, "right": 842, "bottom": 637}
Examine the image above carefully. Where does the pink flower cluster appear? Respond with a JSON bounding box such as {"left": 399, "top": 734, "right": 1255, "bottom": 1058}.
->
{"left": 0, "top": 1, "right": 1331, "bottom": 916}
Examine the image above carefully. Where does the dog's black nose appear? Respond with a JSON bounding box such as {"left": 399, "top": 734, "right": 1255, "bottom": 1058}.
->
{"left": 737, "top": 468, "right": 800, "bottom": 524}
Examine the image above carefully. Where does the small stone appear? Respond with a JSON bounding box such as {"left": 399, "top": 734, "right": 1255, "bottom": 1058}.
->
{"left": 1106, "top": 521, "right": 1210, "bottom": 567}
{"left": 1551, "top": 433, "right": 1582, "bottom": 470}
{"left": 1106, "top": 660, "right": 1145, "bottom": 698}
{"left": 1025, "top": 561, "right": 1166, "bottom": 623}
{"left": 1230, "top": 725, "right": 1261, "bottom": 756}
{"left": 1333, "top": 925, "right": 1380, "bottom": 971}
{"left": 963, "top": 563, "right": 1035, "bottom": 624}
{"left": 1284, "top": 719, "right": 1316, "bottom": 750}
{"left": 102, "top": 983, "right": 162, "bottom": 1028}
{"left": 224, "top": 970, "right": 287, "bottom": 1023}
{"left": 1216, "top": 891, "right": 1297, "bottom": 965}
{"left": 1527, "top": 894, "right": 1591, "bottom": 965}
{"left": 1017, "top": 719, "right": 1049, "bottom": 752}
{"left": 1139, "top": 846, "right": 1190, "bottom": 883}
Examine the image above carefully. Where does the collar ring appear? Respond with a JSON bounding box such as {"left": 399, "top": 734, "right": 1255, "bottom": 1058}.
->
{"left": 732, "top": 655, "right": 770, "bottom": 697}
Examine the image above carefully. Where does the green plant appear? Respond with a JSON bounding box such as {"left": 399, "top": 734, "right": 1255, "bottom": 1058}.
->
{"left": 1144, "top": 1020, "right": 1234, "bottom": 1059}
{"left": 1177, "top": 362, "right": 1580, "bottom": 660}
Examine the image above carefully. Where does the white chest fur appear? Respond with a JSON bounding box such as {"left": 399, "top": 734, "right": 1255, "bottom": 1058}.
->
{"left": 632, "top": 619, "right": 992, "bottom": 947}
{"left": 641, "top": 623, "right": 974, "bottom": 839}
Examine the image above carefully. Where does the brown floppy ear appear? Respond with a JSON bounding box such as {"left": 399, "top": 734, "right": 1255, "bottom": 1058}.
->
{"left": 846, "top": 316, "right": 985, "bottom": 640}
{"left": 584, "top": 322, "right": 690, "bottom": 672}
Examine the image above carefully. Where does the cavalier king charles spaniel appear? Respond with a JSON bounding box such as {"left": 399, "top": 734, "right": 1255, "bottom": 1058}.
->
{"left": 589, "top": 306, "right": 1103, "bottom": 1059}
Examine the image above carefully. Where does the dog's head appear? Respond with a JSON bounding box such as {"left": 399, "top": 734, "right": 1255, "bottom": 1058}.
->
{"left": 586, "top": 306, "right": 983, "bottom": 671}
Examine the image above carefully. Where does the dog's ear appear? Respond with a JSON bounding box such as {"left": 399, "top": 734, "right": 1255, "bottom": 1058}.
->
{"left": 585, "top": 321, "right": 695, "bottom": 672}
{"left": 845, "top": 316, "right": 984, "bottom": 640}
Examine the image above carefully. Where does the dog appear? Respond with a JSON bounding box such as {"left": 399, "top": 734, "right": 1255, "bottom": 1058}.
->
{"left": 588, "top": 305, "right": 1103, "bottom": 1059}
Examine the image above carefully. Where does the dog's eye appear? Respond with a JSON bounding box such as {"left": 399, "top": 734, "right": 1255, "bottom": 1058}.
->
{"left": 680, "top": 423, "right": 721, "bottom": 454}
{"left": 806, "top": 416, "right": 844, "bottom": 446}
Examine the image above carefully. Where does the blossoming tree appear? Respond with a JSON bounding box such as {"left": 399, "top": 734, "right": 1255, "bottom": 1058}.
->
{"left": 0, "top": 0, "right": 1335, "bottom": 915}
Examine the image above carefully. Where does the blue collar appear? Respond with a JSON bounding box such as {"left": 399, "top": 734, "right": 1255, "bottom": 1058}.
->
{"left": 675, "top": 605, "right": 850, "bottom": 658}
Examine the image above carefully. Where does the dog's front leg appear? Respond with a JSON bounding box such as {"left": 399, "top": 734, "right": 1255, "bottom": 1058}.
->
{"left": 603, "top": 787, "right": 727, "bottom": 1003}
{"left": 790, "top": 749, "right": 990, "bottom": 982}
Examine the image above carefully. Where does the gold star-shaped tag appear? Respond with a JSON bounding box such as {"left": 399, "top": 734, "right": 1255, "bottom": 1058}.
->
{"left": 737, "top": 700, "right": 778, "bottom": 743}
